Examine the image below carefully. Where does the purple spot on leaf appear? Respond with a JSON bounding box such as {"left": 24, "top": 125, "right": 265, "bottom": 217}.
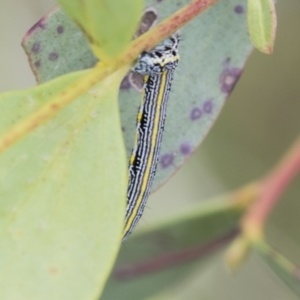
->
{"left": 135, "top": 7, "right": 158, "bottom": 37}
{"left": 180, "top": 143, "right": 191, "bottom": 156}
{"left": 57, "top": 26, "right": 64, "bottom": 34}
{"left": 31, "top": 42, "right": 40, "bottom": 53}
{"left": 34, "top": 61, "right": 41, "bottom": 68}
{"left": 220, "top": 67, "right": 242, "bottom": 94}
{"left": 203, "top": 100, "right": 213, "bottom": 114}
{"left": 49, "top": 52, "right": 58, "bottom": 61}
{"left": 160, "top": 154, "right": 174, "bottom": 169}
{"left": 26, "top": 20, "right": 46, "bottom": 36}
{"left": 224, "top": 57, "right": 231, "bottom": 65}
{"left": 129, "top": 72, "right": 144, "bottom": 92}
{"left": 190, "top": 108, "right": 202, "bottom": 121}
{"left": 234, "top": 5, "right": 244, "bottom": 14}
{"left": 120, "top": 75, "right": 132, "bottom": 90}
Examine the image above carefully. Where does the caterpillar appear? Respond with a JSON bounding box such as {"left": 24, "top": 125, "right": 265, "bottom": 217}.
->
{"left": 123, "top": 33, "right": 180, "bottom": 241}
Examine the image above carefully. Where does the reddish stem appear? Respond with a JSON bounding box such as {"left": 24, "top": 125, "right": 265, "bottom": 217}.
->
{"left": 123, "top": 0, "right": 219, "bottom": 62}
{"left": 0, "top": 0, "right": 219, "bottom": 155}
{"left": 243, "top": 137, "right": 300, "bottom": 239}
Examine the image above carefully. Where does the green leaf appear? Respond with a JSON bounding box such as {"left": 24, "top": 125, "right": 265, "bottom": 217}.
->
{"left": 254, "top": 241, "right": 300, "bottom": 297}
{"left": 22, "top": 0, "right": 253, "bottom": 193}
{"left": 101, "top": 197, "right": 247, "bottom": 300}
{"left": 56, "top": 0, "right": 144, "bottom": 60}
{"left": 247, "top": 0, "right": 277, "bottom": 54}
{"left": 0, "top": 68, "right": 128, "bottom": 299}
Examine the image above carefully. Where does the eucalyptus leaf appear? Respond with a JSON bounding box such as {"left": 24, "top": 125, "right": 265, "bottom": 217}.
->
{"left": 101, "top": 197, "right": 247, "bottom": 300}
{"left": 22, "top": 0, "right": 253, "bottom": 193}
{"left": 0, "top": 68, "right": 127, "bottom": 299}
{"left": 247, "top": 0, "right": 277, "bottom": 53}
{"left": 56, "top": 0, "right": 144, "bottom": 60}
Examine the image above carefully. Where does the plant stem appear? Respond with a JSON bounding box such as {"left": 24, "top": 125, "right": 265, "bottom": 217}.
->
{"left": 0, "top": 67, "right": 111, "bottom": 154}
{"left": 123, "top": 0, "right": 219, "bottom": 62}
{"left": 0, "top": 0, "right": 218, "bottom": 155}
{"left": 242, "top": 136, "right": 300, "bottom": 240}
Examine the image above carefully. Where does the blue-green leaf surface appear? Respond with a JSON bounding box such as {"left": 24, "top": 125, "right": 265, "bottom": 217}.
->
{"left": 22, "top": 0, "right": 253, "bottom": 191}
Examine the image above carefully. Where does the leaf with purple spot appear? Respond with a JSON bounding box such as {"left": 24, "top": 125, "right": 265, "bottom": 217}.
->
{"left": 56, "top": 0, "right": 144, "bottom": 60}
{"left": 22, "top": 0, "right": 253, "bottom": 192}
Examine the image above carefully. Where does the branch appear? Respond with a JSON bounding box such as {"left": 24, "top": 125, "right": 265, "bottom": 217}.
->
{"left": 0, "top": 0, "right": 218, "bottom": 155}
{"left": 242, "top": 136, "right": 300, "bottom": 240}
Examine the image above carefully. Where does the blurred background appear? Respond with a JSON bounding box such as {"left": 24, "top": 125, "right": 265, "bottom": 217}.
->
{"left": 0, "top": 0, "right": 299, "bottom": 299}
